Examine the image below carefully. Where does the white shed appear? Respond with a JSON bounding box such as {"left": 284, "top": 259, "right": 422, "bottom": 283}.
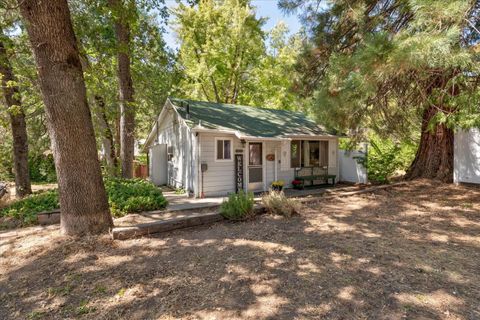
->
{"left": 454, "top": 128, "right": 480, "bottom": 184}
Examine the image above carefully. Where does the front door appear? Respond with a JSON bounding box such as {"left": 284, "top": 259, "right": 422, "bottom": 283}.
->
{"left": 248, "top": 142, "right": 263, "bottom": 191}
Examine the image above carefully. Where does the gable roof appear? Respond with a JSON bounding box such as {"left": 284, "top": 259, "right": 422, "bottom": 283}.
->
{"left": 169, "top": 98, "right": 336, "bottom": 138}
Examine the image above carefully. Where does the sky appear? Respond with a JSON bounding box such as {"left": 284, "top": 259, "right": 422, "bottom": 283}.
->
{"left": 162, "top": 0, "right": 302, "bottom": 50}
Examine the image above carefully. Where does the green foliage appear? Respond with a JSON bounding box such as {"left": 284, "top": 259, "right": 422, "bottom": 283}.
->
{"left": 174, "top": 0, "right": 265, "bottom": 104}
{"left": 174, "top": 187, "right": 186, "bottom": 195}
{"left": 283, "top": 0, "right": 479, "bottom": 147}
{"left": 0, "top": 126, "right": 13, "bottom": 181}
{"left": 364, "top": 135, "right": 417, "bottom": 183}
{"left": 261, "top": 190, "right": 300, "bottom": 217}
{"left": 28, "top": 154, "right": 56, "bottom": 183}
{"left": 174, "top": 0, "right": 304, "bottom": 110}
{"left": 0, "top": 179, "right": 168, "bottom": 225}
{"left": 220, "top": 190, "right": 254, "bottom": 220}
{"left": 0, "top": 190, "right": 58, "bottom": 225}
{"left": 104, "top": 178, "right": 168, "bottom": 217}
{"left": 241, "top": 22, "right": 305, "bottom": 110}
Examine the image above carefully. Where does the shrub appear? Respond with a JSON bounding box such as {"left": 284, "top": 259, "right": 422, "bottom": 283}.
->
{"left": 0, "top": 178, "right": 168, "bottom": 225}
{"left": 0, "top": 190, "right": 59, "bottom": 225}
{"left": 104, "top": 178, "right": 168, "bottom": 217}
{"left": 220, "top": 190, "right": 254, "bottom": 220}
{"left": 262, "top": 190, "right": 300, "bottom": 217}
{"left": 29, "top": 154, "right": 57, "bottom": 183}
{"left": 364, "top": 137, "right": 416, "bottom": 183}
{"left": 340, "top": 135, "right": 416, "bottom": 183}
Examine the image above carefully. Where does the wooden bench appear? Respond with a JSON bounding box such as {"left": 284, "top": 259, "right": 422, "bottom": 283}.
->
{"left": 294, "top": 167, "right": 336, "bottom": 189}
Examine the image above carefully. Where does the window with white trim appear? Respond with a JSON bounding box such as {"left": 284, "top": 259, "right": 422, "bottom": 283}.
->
{"left": 290, "top": 140, "right": 329, "bottom": 168}
{"left": 216, "top": 138, "right": 232, "bottom": 161}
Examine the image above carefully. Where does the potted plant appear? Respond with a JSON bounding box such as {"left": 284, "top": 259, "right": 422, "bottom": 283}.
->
{"left": 292, "top": 179, "right": 303, "bottom": 190}
{"left": 271, "top": 180, "right": 284, "bottom": 191}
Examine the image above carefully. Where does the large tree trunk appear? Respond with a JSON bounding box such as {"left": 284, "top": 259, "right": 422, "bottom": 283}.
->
{"left": 0, "top": 37, "right": 32, "bottom": 197}
{"left": 19, "top": 0, "right": 113, "bottom": 235}
{"left": 94, "top": 95, "right": 118, "bottom": 176}
{"left": 108, "top": 0, "right": 135, "bottom": 179}
{"left": 405, "top": 106, "right": 454, "bottom": 182}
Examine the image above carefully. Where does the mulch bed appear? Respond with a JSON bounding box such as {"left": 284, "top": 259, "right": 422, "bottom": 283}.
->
{"left": 1, "top": 180, "right": 479, "bottom": 319}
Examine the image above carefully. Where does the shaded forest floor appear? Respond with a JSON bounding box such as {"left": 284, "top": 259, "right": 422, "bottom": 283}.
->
{"left": 1, "top": 180, "right": 480, "bottom": 319}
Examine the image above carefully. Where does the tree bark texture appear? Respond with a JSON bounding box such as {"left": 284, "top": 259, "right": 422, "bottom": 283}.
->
{"left": 18, "top": 0, "right": 113, "bottom": 235}
{"left": 94, "top": 95, "right": 118, "bottom": 176}
{"left": 0, "top": 38, "right": 32, "bottom": 197}
{"left": 405, "top": 106, "right": 454, "bottom": 182}
{"left": 108, "top": 0, "right": 135, "bottom": 179}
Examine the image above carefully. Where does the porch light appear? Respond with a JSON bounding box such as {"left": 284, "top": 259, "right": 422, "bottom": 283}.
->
{"left": 240, "top": 139, "right": 246, "bottom": 147}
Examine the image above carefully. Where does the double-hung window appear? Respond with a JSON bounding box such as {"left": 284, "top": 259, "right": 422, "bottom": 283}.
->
{"left": 216, "top": 138, "right": 232, "bottom": 161}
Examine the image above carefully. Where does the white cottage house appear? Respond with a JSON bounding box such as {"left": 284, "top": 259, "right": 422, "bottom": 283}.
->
{"left": 144, "top": 98, "right": 339, "bottom": 197}
{"left": 454, "top": 128, "right": 480, "bottom": 184}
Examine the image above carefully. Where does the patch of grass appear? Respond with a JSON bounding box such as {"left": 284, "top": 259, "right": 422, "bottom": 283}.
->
{"left": 220, "top": 190, "right": 254, "bottom": 221}
{"left": 117, "top": 288, "right": 126, "bottom": 297}
{"left": 76, "top": 300, "right": 94, "bottom": 315}
{"left": 174, "top": 187, "right": 186, "bottom": 195}
{"left": 47, "top": 283, "right": 74, "bottom": 298}
{"left": 27, "top": 311, "right": 46, "bottom": 319}
{"left": 0, "top": 178, "right": 168, "bottom": 225}
{"left": 461, "top": 202, "right": 474, "bottom": 209}
{"left": 94, "top": 284, "right": 107, "bottom": 294}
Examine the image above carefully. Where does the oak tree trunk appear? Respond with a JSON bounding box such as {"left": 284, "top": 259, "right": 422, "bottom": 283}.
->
{"left": 108, "top": 0, "right": 135, "bottom": 179}
{"left": 0, "top": 38, "right": 32, "bottom": 197}
{"left": 19, "top": 0, "right": 113, "bottom": 235}
{"left": 94, "top": 95, "right": 118, "bottom": 176}
{"left": 405, "top": 106, "right": 454, "bottom": 182}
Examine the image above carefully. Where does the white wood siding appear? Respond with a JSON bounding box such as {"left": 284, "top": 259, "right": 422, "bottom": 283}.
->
{"left": 152, "top": 108, "right": 197, "bottom": 194}
{"left": 199, "top": 133, "right": 243, "bottom": 197}
{"left": 454, "top": 128, "right": 480, "bottom": 184}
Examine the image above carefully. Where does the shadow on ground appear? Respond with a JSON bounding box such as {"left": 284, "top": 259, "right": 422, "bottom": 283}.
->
{"left": 1, "top": 180, "right": 479, "bottom": 319}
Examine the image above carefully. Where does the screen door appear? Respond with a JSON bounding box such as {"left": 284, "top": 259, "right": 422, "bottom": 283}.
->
{"left": 248, "top": 142, "right": 263, "bottom": 191}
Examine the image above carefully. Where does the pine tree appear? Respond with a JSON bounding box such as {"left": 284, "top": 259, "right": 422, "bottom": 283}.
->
{"left": 281, "top": 0, "right": 480, "bottom": 182}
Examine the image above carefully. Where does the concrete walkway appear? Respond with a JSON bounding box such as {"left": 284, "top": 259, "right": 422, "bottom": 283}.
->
{"left": 161, "top": 189, "right": 227, "bottom": 211}
{"left": 161, "top": 184, "right": 358, "bottom": 212}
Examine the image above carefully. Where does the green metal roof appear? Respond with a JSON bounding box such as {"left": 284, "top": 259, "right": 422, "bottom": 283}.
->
{"left": 170, "top": 98, "right": 335, "bottom": 138}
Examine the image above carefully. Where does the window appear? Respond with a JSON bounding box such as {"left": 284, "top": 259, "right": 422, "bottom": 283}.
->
{"left": 249, "top": 143, "right": 262, "bottom": 166}
{"left": 308, "top": 141, "right": 320, "bottom": 166}
{"left": 319, "top": 141, "right": 328, "bottom": 166}
{"left": 291, "top": 140, "right": 329, "bottom": 168}
{"left": 216, "top": 138, "right": 232, "bottom": 161}
{"left": 291, "top": 140, "right": 301, "bottom": 167}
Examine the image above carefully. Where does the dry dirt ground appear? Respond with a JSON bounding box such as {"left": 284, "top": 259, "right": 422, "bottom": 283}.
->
{"left": 1, "top": 180, "right": 480, "bottom": 320}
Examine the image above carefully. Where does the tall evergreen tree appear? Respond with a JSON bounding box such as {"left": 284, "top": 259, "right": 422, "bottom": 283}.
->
{"left": 281, "top": 0, "right": 480, "bottom": 181}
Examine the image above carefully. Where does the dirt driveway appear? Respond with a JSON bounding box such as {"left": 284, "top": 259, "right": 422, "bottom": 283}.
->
{"left": 1, "top": 180, "right": 479, "bottom": 319}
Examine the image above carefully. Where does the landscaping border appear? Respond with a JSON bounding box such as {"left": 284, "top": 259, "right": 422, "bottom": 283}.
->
{"left": 110, "top": 183, "right": 407, "bottom": 240}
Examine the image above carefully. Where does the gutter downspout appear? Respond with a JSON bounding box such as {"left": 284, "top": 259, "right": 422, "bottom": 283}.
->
{"left": 197, "top": 133, "right": 201, "bottom": 198}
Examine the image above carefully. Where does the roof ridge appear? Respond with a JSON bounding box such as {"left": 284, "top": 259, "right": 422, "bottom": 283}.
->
{"left": 167, "top": 97, "right": 336, "bottom": 137}
{"left": 169, "top": 97, "right": 308, "bottom": 116}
